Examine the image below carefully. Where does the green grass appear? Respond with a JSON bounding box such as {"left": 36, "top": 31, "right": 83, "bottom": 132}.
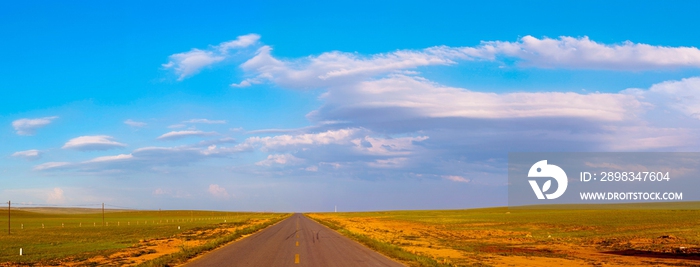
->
{"left": 0, "top": 208, "right": 288, "bottom": 265}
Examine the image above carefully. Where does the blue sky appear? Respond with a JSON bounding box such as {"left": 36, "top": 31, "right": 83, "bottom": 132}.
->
{"left": 2, "top": 1, "right": 700, "bottom": 211}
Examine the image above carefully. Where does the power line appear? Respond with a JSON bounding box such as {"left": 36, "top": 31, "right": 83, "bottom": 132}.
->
{"left": 11, "top": 203, "right": 103, "bottom": 207}
{"left": 10, "top": 202, "right": 144, "bottom": 210}
{"left": 6, "top": 202, "right": 156, "bottom": 221}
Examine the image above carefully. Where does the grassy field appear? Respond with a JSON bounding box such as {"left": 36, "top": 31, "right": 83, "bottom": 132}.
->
{"left": 307, "top": 202, "right": 700, "bottom": 267}
{"left": 0, "top": 208, "right": 289, "bottom": 266}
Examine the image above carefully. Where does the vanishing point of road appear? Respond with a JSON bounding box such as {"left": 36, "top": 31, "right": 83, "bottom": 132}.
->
{"left": 184, "top": 213, "right": 405, "bottom": 267}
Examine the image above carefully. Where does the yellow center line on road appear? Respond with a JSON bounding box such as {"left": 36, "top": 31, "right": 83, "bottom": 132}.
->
{"left": 296, "top": 241, "right": 299, "bottom": 246}
{"left": 295, "top": 254, "right": 300, "bottom": 264}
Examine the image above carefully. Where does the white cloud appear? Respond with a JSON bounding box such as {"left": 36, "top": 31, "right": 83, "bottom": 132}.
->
{"left": 183, "top": 119, "right": 227, "bottom": 124}
{"left": 443, "top": 175, "right": 470, "bottom": 183}
{"left": 216, "top": 38, "right": 700, "bottom": 175}
{"left": 237, "top": 45, "right": 456, "bottom": 89}
{"left": 217, "top": 34, "right": 260, "bottom": 51}
{"left": 230, "top": 35, "right": 700, "bottom": 90}
{"left": 157, "top": 130, "right": 218, "bottom": 140}
{"left": 208, "top": 184, "right": 230, "bottom": 199}
{"left": 163, "top": 49, "right": 223, "bottom": 80}
{"left": 304, "top": 166, "right": 318, "bottom": 172}
{"left": 125, "top": 145, "right": 247, "bottom": 165}
{"left": 62, "top": 135, "right": 127, "bottom": 151}
{"left": 194, "top": 137, "right": 237, "bottom": 147}
{"left": 246, "top": 125, "right": 319, "bottom": 135}
{"left": 84, "top": 154, "right": 134, "bottom": 163}
{"left": 163, "top": 33, "right": 260, "bottom": 80}
{"left": 245, "top": 129, "right": 357, "bottom": 149}
{"left": 320, "top": 162, "right": 342, "bottom": 169}
{"left": 189, "top": 36, "right": 698, "bottom": 155}
{"left": 34, "top": 162, "right": 72, "bottom": 171}
{"left": 12, "top": 149, "right": 42, "bottom": 160}
{"left": 256, "top": 154, "right": 304, "bottom": 166}
{"left": 222, "top": 36, "right": 700, "bottom": 156}
{"left": 163, "top": 35, "right": 700, "bottom": 156}
{"left": 12, "top": 116, "right": 58, "bottom": 135}
{"left": 303, "top": 74, "right": 700, "bottom": 152}
{"left": 351, "top": 135, "right": 428, "bottom": 156}
{"left": 236, "top": 129, "right": 428, "bottom": 171}
{"left": 308, "top": 75, "right": 643, "bottom": 125}
{"left": 231, "top": 79, "right": 255, "bottom": 88}
{"left": 368, "top": 157, "right": 409, "bottom": 168}
{"left": 624, "top": 77, "right": 700, "bottom": 119}
{"left": 35, "top": 143, "right": 252, "bottom": 172}
{"left": 124, "top": 119, "right": 147, "bottom": 127}
{"left": 47, "top": 188, "right": 65, "bottom": 204}
{"left": 33, "top": 36, "right": 700, "bottom": 184}
{"left": 476, "top": 35, "right": 700, "bottom": 70}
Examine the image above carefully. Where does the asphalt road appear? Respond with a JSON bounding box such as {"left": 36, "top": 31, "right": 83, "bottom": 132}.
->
{"left": 184, "top": 213, "right": 405, "bottom": 267}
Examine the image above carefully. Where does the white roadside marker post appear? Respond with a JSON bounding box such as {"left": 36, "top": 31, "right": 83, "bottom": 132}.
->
{"left": 20, "top": 248, "right": 22, "bottom": 256}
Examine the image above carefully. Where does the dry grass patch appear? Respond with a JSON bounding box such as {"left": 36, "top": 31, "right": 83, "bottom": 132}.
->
{"left": 307, "top": 206, "right": 700, "bottom": 266}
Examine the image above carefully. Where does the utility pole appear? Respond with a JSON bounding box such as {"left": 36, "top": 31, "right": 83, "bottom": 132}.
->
{"left": 102, "top": 203, "right": 105, "bottom": 226}
{"left": 7, "top": 201, "right": 10, "bottom": 235}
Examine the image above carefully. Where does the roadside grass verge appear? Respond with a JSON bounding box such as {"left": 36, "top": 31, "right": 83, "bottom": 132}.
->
{"left": 137, "top": 214, "right": 291, "bottom": 267}
{"left": 307, "top": 215, "right": 455, "bottom": 267}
